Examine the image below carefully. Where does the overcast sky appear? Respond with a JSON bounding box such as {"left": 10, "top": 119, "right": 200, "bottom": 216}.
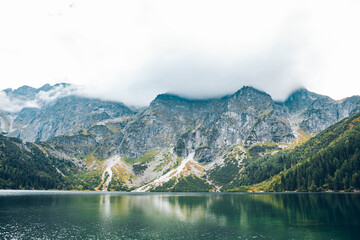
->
{"left": 0, "top": 0, "right": 359, "bottom": 106}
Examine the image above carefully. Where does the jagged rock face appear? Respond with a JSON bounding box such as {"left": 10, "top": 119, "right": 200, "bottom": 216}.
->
{"left": 48, "top": 134, "right": 98, "bottom": 157}
{"left": 122, "top": 87, "right": 295, "bottom": 161}
{"left": 121, "top": 86, "right": 360, "bottom": 161}
{"left": 0, "top": 112, "right": 12, "bottom": 134}
{"left": 0, "top": 84, "right": 135, "bottom": 142}
{"left": 46, "top": 127, "right": 124, "bottom": 160}
{"left": 285, "top": 89, "right": 360, "bottom": 134}
{"left": 119, "top": 94, "right": 198, "bottom": 158}
{"left": 8, "top": 96, "right": 133, "bottom": 142}
{"left": 1, "top": 83, "right": 360, "bottom": 164}
{"left": 173, "top": 88, "right": 294, "bottom": 162}
{"left": 208, "top": 88, "right": 294, "bottom": 147}
{"left": 5, "top": 85, "right": 42, "bottom": 100}
{"left": 284, "top": 88, "right": 332, "bottom": 113}
{"left": 88, "top": 125, "right": 114, "bottom": 142}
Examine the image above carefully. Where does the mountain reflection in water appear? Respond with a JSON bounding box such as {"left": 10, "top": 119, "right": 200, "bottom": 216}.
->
{"left": 1, "top": 191, "right": 359, "bottom": 240}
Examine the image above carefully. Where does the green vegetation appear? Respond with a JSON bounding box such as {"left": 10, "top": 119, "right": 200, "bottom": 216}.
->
{"left": 71, "top": 169, "right": 102, "bottom": 190}
{"left": 150, "top": 177, "right": 177, "bottom": 192}
{"left": 247, "top": 143, "right": 280, "bottom": 159}
{"left": 2, "top": 111, "right": 360, "bottom": 192}
{"left": 108, "top": 177, "right": 131, "bottom": 191}
{"left": 150, "top": 175, "right": 213, "bottom": 192}
{"left": 154, "top": 151, "right": 179, "bottom": 171}
{"left": 172, "top": 175, "right": 212, "bottom": 192}
{"left": 0, "top": 135, "right": 77, "bottom": 190}
{"left": 124, "top": 150, "right": 159, "bottom": 164}
{"left": 208, "top": 160, "right": 240, "bottom": 186}
{"left": 228, "top": 112, "right": 360, "bottom": 192}
{"left": 133, "top": 163, "right": 148, "bottom": 175}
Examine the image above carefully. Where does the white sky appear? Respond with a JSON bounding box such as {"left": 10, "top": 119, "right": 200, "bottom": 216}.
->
{"left": 0, "top": 0, "right": 359, "bottom": 106}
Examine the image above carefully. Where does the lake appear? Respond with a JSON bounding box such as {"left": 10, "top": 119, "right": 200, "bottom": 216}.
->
{"left": 0, "top": 191, "right": 359, "bottom": 239}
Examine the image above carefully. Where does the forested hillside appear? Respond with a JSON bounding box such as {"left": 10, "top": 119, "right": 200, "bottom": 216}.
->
{"left": 0, "top": 135, "right": 78, "bottom": 189}
{"left": 228, "top": 112, "right": 360, "bottom": 192}
{"left": 1, "top": 84, "right": 360, "bottom": 192}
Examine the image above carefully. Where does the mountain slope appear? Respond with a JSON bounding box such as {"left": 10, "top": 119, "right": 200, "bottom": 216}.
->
{"left": 285, "top": 88, "right": 360, "bottom": 134}
{"left": 228, "top": 112, "right": 360, "bottom": 192}
{"left": 121, "top": 86, "right": 297, "bottom": 161}
{"left": 1, "top": 83, "right": 360, "bottom": 192}
{"left": 0, "top": 135, "right": 82, "bottom": 189}
{"left": 0, "top": 84, "right": 135, "bottom": 142}
{"left": 2, "top": 84, "right": 360, "bottom": 160}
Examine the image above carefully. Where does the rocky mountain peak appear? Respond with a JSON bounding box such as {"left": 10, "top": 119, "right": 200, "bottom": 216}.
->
{"left": 2, "top": 82, "right": 74, "bottom": 102}
{"left": 152, "top": 86, "right": 271, "bottom": 107}
{"left": 233, "top": 86, "right": 272, "bottom": 102}
{"left": 14, "top": 85, "right": 35, "bottom": 92}
{"left": 9, "top": 85, "right": 38, "bottom": 100}
{"left": 151, "top": 93, "right": 215, "bottom": 107}
{"left": 38, "top": 83, "right": 52, "bottom": 91}
{"left": 152, "top": 93, "right": 189, "bottom": 105}
{"left": 1, "top": 82, "right": 360, "bottom": 165}
{"left": 227, "top": 86, "right": 274, "bottom": 112}
{"left": 284, "top": 88, "right": 332, "bottom": 113}
{"left": 235, "top": 86, "right": 269, "bottom": 95}
{"left": 2, "top": 88, "right": 12, "bottom": 94}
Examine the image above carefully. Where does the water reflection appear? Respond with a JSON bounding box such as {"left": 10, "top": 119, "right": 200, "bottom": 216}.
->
{"left": 1, "top": 192, "right": 360, "bottom": 239}
{"left": 94, "top": 193, "right": 360, "bottom": 228}
{"left": 99, "top": 194, "right": 112, "bottom": 218}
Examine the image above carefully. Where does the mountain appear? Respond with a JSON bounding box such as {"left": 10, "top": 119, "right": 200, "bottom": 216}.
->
{"left": 285, "top": 88, "right": 360, "bottom": 133}
{"left": 119, "top": 86, "right": 360, "bottom": 162}
{"left": 0, "top": 83, "right": 360, "bottom": 191}
{"left": 0, "top": 134, "right": 82, "bottom": 189}
{"left": 121, "top": 87, "right": 294, "bottom": 162}
{"left": 227, "top": 111, "right": 360, "bottom": 192}
{"left": 0, "top": 83, "right": 134, "bottom": 142}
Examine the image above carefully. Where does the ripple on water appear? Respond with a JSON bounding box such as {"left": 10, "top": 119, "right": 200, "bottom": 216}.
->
{"left": 1, "top": 191, "right": 360, "bottom": 240}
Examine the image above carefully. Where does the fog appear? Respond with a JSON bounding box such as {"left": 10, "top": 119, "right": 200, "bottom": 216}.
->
{"left": 0, "top": 84, "right": 79, "bottom": 112}
{"left": 0, "top": 0, "right": 359, "bottom": 106}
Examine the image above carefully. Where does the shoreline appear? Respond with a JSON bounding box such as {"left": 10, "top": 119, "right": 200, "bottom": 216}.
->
{"left": 1, "top": 189, "right": 359, "bottom": 194}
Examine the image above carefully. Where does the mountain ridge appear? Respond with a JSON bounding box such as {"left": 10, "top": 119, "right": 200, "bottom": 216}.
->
{"left": 1, "top": 83, "right": 359, "bottom": 192}
{"left": 1, "top": 83, "right": 360, "bottom": 157}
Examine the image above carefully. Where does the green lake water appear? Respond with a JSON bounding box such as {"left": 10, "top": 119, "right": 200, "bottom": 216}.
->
{"left": 0, "top": 191, "right": 359, "bottom": 239}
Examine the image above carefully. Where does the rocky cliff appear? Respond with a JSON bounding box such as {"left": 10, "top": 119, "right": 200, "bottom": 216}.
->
{"left": 0, "top": 83, "right": 134, "bottom": 142}
{"left": 1, "top": 83, "right": 360, "bottom": 191}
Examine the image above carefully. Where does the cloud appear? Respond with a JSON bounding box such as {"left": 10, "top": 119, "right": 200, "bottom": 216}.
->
{"left": 0, "top": 91, "right": 40, "bottom": 113}
{"left": 78, "top": 8, "right": 308, "bottom": 105}
{"left": 0, "top": 84, "right": 79, "bottom": 113}
{"left": 0, "top": 0, "right": 359, "bottom": 106}
{"left": 36, "top": 84, "right": 79, "bottom": 103}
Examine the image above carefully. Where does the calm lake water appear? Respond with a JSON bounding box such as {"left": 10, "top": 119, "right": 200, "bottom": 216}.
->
{"left": 0, "top": 191, "right": 359, "bottom": 239}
